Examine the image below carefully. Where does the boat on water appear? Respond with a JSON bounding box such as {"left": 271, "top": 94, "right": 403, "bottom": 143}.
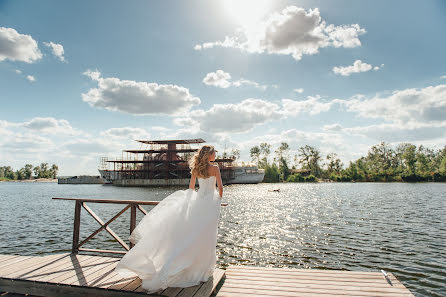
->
{"left": 98, "top": 138, "right": 264, "bottom": 186}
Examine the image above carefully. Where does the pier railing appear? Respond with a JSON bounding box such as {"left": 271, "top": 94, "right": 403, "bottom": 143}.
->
{"left": 53, "top": 197, "right": 228, "bottom": 255}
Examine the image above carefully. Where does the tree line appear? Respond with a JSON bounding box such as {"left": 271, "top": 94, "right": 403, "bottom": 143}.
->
{"left": 0, "top": 163, "right": 59, "bottom": 181}
{"left": 249, "top": 142, "right": 446, "bottom": 183}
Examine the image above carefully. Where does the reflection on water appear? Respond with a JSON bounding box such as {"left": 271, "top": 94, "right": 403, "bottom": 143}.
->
{"left": 0, "top": 182, "right": 445, "bottom": 296}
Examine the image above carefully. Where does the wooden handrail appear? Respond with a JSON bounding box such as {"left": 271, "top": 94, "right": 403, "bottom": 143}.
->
{"left": 53, "top": 197, "right": 228, "bottom": 206}
{"left": 53, "top": 197, "right": 228, "bottom": 255}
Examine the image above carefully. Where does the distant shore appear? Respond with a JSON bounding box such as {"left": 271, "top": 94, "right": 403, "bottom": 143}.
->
{"left": 0, "top": 178, "right": 57, "bottom": 183}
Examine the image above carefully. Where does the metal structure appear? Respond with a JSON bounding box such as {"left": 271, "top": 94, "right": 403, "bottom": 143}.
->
{"left": 99, "top": 139, "right": 236, "bottom": 186}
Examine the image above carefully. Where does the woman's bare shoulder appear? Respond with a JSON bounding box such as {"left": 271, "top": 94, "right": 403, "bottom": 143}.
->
{"left": 208, "top": 164, "right": 219, "bottom": 176}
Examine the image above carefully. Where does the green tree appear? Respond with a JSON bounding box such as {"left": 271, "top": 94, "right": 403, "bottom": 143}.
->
{"left": 259, "top": 142, "right": 271, "bottom": 168}
{"left": 263, "top": 163, "right": 280, "bottom": 182}
{"left": 23, "top": 164, "right": 33, "bottom": 179}
{"left": 33, "top": 165, "right": 41, "bottom": 178}
{"left": 326, "top": 153, "right": 343, "bottom": 175}
{"left": 401, "top": 144, "right": 417, "bottom": 176}
{"left": 274, "top": 142, "right": 290, "bottom": 165}
{"left": 297, "top": 145, "right": 322, "bottom": 177}
{"left": 439, "top": 155, "right": 446, "bottom": 174}
{"left": 250, "top": 146, "right": 261, "bottom": 166}
{"left": 50, "top": 164, "right": 59, "bottom": 179}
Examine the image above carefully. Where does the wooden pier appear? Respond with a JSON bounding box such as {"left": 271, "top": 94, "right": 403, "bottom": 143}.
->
{"left": 0, "top": 253, "right": 415, "bottom": 297}
{"left": 217, "top": 266, "right": 415, "bottom": 297}
{"left": 0, "top": 253, "right": 224, "bottom": 297}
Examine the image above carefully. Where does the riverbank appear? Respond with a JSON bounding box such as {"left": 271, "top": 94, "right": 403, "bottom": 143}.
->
{"left": 0, "top": 178, "right": 57, "bottom": 183}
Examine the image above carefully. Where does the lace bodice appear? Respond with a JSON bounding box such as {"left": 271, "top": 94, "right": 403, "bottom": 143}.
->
{"left": 197, "top": 175, "right": 217, "bottom": 195}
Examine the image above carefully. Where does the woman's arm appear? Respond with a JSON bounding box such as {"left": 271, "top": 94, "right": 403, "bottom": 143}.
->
{"left": 189, "top": 171, "right": 197, "bottom": 189}
{"left": 215, "top": 165, "right": 223, "bottom": 198}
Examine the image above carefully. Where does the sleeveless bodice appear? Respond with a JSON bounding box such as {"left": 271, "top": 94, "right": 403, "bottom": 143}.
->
{"left": 197, "top": 175, "right": 217, "bottom": 195}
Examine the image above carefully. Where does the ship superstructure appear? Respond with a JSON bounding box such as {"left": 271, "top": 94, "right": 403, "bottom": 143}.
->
{"left": 99, "top": 138, "right": 264, "bottom": 186}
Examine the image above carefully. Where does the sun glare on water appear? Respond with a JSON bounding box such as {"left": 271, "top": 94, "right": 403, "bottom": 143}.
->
{"left": 222, "top": 0, "right": 270, "bottom": 28}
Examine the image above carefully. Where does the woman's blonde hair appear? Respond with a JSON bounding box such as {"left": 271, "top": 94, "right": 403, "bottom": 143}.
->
{"left": 189, "top": 145, "right": 215, "bottom": 178}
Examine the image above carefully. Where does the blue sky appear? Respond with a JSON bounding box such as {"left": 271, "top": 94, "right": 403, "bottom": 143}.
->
{"left": 1, "top": 0, "right": 445, "bottom": 175}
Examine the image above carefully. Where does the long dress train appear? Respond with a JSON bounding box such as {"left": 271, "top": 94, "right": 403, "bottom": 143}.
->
{"left": 114, "top": 176, "right": 221, "bottom": 293}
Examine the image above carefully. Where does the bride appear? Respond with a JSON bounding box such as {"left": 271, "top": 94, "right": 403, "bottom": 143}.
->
{"left": 114, "top": 145, "right": 223, "bottom": 293}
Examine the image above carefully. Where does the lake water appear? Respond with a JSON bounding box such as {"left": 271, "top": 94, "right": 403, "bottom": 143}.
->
{"left": 0, "top": 182, "right": 445, "bottom": 296}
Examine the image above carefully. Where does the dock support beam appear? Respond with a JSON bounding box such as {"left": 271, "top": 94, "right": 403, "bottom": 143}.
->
{"left": 72, "top": 200, "right": 81, "bottom": 254}
{"left": 130, "top": 204, "right": 136, "bottom": 249}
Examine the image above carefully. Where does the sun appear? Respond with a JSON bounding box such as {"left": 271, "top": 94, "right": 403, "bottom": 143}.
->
{"left": 222, "top": 0, "right": 270, "bottom": 28}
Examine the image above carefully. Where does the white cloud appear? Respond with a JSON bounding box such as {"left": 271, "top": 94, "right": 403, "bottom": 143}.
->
{"left": 323, "top": 123, "right": 343, "bottom": 131}
{"left": 293, "top": 88, "right": 304, "bottom": 93}
{"left": 82, "top": 70, "right": 201, "bottom": 115}
{"left": 203, "top": 70, "right": 270, "bottom": 90}
{"left": 101, "top": 127, "right": 150, "bottom": 140}
{"left": 179, "top": 98, "right": 282, "bottom": 134}
{"left": 333, "top": 60, "right": 382, "bottom": 76}
{"left": 60, "top": 138, "right": 120, "bottom": 156}
{"left": 203, "top": 70, "right": 232, "bottom": 88}
{"left": 15, "top": 69, "right": 22, "bottom": 74}
{"left": 232, "top": 79, "right": 268, "bottom": 90}
{"left": 337, "top": 84, "right": 446, "bottom": 124}
{"left": 343, "top": 122, "right": 446, "bottom": 142}
{"left": 43, "top": 41, "right": 65, "bottom": 62}
{"left": 281, "top": 95, "right": 333, "bottom": 116}
{"left": 26, "top": 75, "right": 36, "bottom": 82}
{"left": 194, "top": 6, "right": 365, "bottom": 61}
{"left": 441, "top": 75, "right": 446, "bottom": 79}
{"left": 21, "top": 117, "right": 80, "bottom": 135}
{"left": 0, "top": 133, "right": 53, "bottom": 152}
{"left": 151, "top": 126, "right": 171, "bottom": 132}
{"left": 0, "top": 27, "right": 42, "bottom": 63}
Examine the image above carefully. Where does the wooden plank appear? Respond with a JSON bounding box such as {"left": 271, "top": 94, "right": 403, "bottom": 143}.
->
{"left": 227, "top": 266, "right": 396, "bottom": 277}
{"left": 222, "top": 279, "right": 413, "bottom": 296}
{"left": 0, "top": 254, "right": 69, "bottom": 278}
{"left": 0, "top": 255, "right": 22, "bottom": 266}
{"left": 134, "top": 286, "right": 164, "bottom": 294}
{"left": 217, "top": 286, "right": 414, "bottom": 297}
{"left": 64, "top": 257, "right": 120, "bottom": 286}
{"left": 159, "top": 287, "right": 183, "bottom": 296}
{"left": 34, "top": 255, "right": 105, "bottom": 283}
{"left": 53, "top": 197, "right": 162, "bottom": 205}
{"left": 19, "top": 254, "right": 94, "bottom": 281}
{"left": 225, "top": 270, "right": 404, "bottom": 286}
{"left": 222, "top": 273, "right": 406, "bottom": 289}
{"left": 85, "top": 263, "right": 119, "bottom": 287}
{"left": 0, "top": 277, "right": 164, "bottom": 297}
{"left": 193, "top": 268, "right": 225, "bottom": 297}
{"left": 69, "top": 257, "right": 120, "bottom": 286}
{"left": 175, "top": 282, "right": 202, "bottom": 297}
{"left": 78, "top": 248, "right": 127, "bottom": 255}
{"left": 107, "top": 276, "right": 139, "bottom": 290}
{"left": 53, "top": 197, "right": 228, "bottom": 206}
{"left": 130, "top": 205, "right": 136, "bottom": 249}
{"left": 93, "top": 270, "right": 136, "bottom": 289}
{"left": 0, "top": 256, "right": 32, "bottom": 270}
{"left": 72, "top": 200, "right": 81, "bottom": 253}
{"left": 121, "top": 277, "right": 142, "bottom": 291}
{"left": 216, "top": 292, "right": 407, "bottom": 297}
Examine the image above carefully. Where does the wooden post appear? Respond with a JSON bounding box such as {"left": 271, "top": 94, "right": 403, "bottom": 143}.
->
{"left": 72, "top": 201, "right": 81, "bottom": 254}
{"left": 130, "top": 204, "right": 136, "bottom": 248}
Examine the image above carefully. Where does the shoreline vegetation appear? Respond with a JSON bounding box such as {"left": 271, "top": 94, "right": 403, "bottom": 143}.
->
{"left": 246, "top": 142, "right": 446, "bottom": 183}
{"left": 0, "top": 163, "right": 58, "bottom": 182}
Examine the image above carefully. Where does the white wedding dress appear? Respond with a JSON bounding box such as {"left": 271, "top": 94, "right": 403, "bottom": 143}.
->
{"left": 114, "top": 175, "right": 221, "bottom": 293}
